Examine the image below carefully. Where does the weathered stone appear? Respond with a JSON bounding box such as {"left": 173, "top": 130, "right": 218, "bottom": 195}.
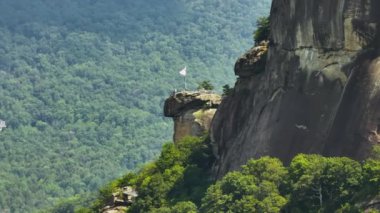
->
{"left": 101, "top": 186, "right": 138, "bottom": 213}
{"left": 235, "top": 41, "right": 268, "bottom": 77}
{"left": 363, "top": 196, "right": 380, "bottom": 211}
{"left": 164, "top": 91, "right": 221, "bottom": 143}
{"left": 122, "top": 186, "right": 138, "bottom": 203}
{"left": 164, "top": 91, "right": 221, "bottom": 117}
{"left": 102, "top": 206, "right": 128, "bottom": 213}
{"left": 211, "top": 0, "right": 380, "bottom": 178}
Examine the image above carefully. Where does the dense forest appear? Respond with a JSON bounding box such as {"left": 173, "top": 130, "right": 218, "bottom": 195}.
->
{"left": 75, "top": 136, "right": 380, "bottom": 213}
{"left": 0, "top": 0, "right": 272, "bottom": 212}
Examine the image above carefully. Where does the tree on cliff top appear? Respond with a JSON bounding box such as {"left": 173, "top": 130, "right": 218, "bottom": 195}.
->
{"left": 197, "top": 81, "right": 214, "bottom": 91}
{"left": 254, "top": 16, "right": 270, "bottom": 45}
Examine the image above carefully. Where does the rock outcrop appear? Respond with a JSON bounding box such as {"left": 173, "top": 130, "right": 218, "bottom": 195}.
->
{"left": 164, "top": 91, "right": 221, "bottom": 143}
{"left": 211, "top": 0, "right": 380, "bottom": 177}
{"left": 234, "top": 41, "right": 268, "bottom": 77}
{"left": 101, "top": 186, "right": 138, "bottom": 213}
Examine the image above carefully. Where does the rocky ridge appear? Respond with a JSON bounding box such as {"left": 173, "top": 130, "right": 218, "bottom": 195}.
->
{"left": 211, "top": 0, "right": 380, "bottom": 177}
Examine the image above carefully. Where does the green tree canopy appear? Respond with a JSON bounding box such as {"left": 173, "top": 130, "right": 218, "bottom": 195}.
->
{"left": 254, "top": 16, "right": 270, "bottom": 44}
{"left": 201, "top": 157, "right": 288, "bottom": 213}
{"left": 197, "top": 80, "right": 214, "bottom": 91}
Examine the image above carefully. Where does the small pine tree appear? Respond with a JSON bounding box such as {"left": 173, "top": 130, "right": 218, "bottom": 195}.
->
{"left": 197, "top": 81, "right": 214, "bottom": 91}
{"left": 222, "top": 84, "right": 233, "bottom": 97}
{"left": 254, "top": 16, "right": 270, "bottom": 45}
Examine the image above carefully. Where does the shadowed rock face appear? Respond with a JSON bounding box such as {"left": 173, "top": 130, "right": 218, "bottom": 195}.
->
{"left": 164, "top": 91, "right": 221, "bottom": 143}
{"left": 211, "top": 0, "right": 380, "bottom": 178}
{"left": 234, "top": 41, "right": 268, "bottom": 77}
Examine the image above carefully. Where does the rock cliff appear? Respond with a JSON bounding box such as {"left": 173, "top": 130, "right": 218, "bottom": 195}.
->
{"left": 211, "top": 0, "right": 380, "bottom": 177}
{"left": 164, "top": 91, "right": 221, "bottom": 143}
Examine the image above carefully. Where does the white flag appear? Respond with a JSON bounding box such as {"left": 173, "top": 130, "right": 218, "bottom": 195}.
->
{"left": 179, "top": 67, "right": 187, "bottom": 76}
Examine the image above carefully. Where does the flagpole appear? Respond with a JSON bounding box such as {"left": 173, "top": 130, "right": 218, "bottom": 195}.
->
{"left": 179, "top": 66, "right": 187, "bottom": 90}
{"left": 184, "top": 76, "right": 187, "bottom": 90}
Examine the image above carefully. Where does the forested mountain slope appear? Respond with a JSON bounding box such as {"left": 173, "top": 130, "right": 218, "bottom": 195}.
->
{"left": 0, "top": 0, "right": 271, "bottom": 212}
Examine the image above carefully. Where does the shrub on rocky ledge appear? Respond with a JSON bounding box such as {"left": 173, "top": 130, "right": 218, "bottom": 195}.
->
{"left": 254, "top": 16, "right": 270, "bottom": 45}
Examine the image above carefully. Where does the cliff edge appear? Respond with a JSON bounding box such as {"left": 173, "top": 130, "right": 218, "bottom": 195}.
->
{"left": 212, "top": 0, "right": 380, "bottom": 177}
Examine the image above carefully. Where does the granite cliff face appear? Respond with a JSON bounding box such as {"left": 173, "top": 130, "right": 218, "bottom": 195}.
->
{"left": 164, "top": 91, "right": 221, "bottom": 143}
{"left": 212, "top": 0, "right": 380, "bottom": 177}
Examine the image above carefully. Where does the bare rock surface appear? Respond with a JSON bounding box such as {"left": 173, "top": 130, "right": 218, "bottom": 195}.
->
{"left": 235, "top": 41, "right": 268, "bottom": 77}
{"left": 211, "top": 0, "right": 380, "bottom": 177}
{"left": 100, "top": 186, "right": 138, "bottom": 213}
{"left": 164, "top": 91, "right": 221, "bottom": 143}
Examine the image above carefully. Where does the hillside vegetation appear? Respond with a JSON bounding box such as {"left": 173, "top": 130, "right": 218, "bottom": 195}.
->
{"left": 0, "top": 0, "right": 271, "bottom": 212}
{"left": 81, "top": 137, "right": 380, "bottom": 213}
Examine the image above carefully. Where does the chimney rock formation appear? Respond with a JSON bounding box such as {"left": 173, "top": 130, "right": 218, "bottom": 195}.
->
{"left": 164, "top": 91, "right": 221, "bottom": 143}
